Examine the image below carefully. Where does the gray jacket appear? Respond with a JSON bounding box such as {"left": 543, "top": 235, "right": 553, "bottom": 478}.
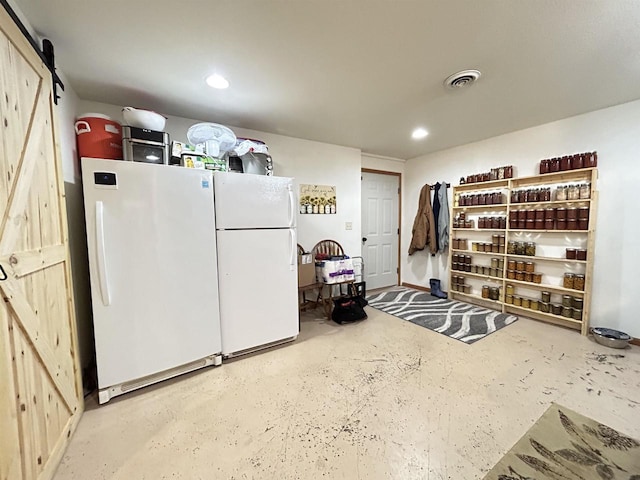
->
{"left": 437, "top": 182, "right": 449, "bottom": 252}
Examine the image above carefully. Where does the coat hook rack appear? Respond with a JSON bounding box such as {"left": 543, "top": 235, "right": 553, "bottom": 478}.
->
{"left": 430, "top": 183, "right": 451, "bottom": 190}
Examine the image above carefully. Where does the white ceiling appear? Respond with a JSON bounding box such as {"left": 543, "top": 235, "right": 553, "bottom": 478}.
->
{"left": 12, "top": 0, "right": 640, "bottom": 160}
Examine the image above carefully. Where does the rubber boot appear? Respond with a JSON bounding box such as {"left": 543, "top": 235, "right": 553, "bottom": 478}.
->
{"left": 429, "top": 278, "right": 448, "bottom": 299}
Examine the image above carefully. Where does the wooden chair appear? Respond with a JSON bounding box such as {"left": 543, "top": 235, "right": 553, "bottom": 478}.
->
{"left": 297, "top": 244, "right": 324, "bottom": 314}
{"left": 312, "top": 239, "right": 353, "bottom": 319}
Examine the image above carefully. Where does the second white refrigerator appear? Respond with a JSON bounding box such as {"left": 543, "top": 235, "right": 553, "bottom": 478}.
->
{"left": 213, "top": 172, "right": 299, "bottom": 357}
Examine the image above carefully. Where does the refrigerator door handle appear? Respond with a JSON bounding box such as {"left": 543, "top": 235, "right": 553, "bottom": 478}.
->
{"left": 287, "top": 184, "right": 295, "bottom": 227}
{"left": 95, "top": 201, "right": 111, "bottom": 306}
{"left": 289, "top": 228, "right": 296, "bottom": 271}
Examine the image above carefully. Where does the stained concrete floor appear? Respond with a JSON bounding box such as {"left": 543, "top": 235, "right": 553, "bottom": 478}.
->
{"left": 55, "top": 305, "right": 640, "bottom": 479}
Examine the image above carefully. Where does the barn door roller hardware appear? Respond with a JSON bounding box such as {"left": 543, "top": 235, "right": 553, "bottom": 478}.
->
{"left": 1, "top": 0, "right": 65, "bottom": 104}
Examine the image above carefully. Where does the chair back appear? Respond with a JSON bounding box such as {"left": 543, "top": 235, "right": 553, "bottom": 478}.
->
{"left": 312, "top": 239, "right": 344, "bottom": 257}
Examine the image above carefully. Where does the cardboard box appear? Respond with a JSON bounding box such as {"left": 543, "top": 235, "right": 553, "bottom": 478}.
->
{"left": 298, "top": 252, "right": 316, "bottom": 287}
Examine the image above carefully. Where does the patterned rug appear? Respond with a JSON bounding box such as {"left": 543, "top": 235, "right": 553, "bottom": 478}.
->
{"left": 484, "top": 403, "right": 640, "bottom": 479}
{"left": 366, "top": 287, "right": 517, "bottom": 344}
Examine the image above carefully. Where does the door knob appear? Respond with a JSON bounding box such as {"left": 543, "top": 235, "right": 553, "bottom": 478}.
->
{"left": 362, "top": 237, "right": 368, "bottom": 243}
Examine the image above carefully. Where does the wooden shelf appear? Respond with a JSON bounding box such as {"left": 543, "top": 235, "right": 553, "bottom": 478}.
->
{"left": 509, "top": 199, "right": 591, "bottom": 207}
{"left": 451, "top": 271, "right": 504, "bottom": 282}
{"left": 505, "top": 305, "right": 582, "bottom": 330}
{"left": 451, "top": 291, "right": 504, "bottom": 305}
{"left": 452, "top": 228, "right": 506, "bottom": 232}
{"left": 506, "top": 253, "right": 587, "bottom": 264}
{"left": 508, "top": 229, "right": 589, "bottom": 233}
{"left": 510, "top": 168, "right": 596, "bottom": 187}
{"left": 453, "top": 203, "right": 508, "bottom": 210}
{"left": 505, "top": 279, "right": 585, "bottom": 296}
{"left": 451, "top": 249, "right": 506, "bottom": 257}
{"left": 454, "top": 179, "right": 510, "bottom": 192}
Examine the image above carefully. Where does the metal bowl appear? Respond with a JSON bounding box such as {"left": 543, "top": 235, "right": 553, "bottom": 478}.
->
{"left": 591, "top": 327, "right": 631, "bottom": 349}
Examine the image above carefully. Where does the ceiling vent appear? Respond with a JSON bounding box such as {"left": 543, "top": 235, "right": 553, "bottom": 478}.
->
{"left": 444, "top": 70, "right": 481, "bottom": 89}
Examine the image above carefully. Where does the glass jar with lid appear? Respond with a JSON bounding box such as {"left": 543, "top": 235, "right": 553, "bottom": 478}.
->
{"left": 579, "top": 183, "right": 591, "bottom": 199}
{"left": 481, "top": 286, "right": 490, "bottom": 299}
{"left": 563, "top": 273, "right": 575, "bottom": 289}
{"left": 525, "top": 242, "right": 536, "bottom": 256}
{"left": 556, "top": 186, "right": 567, "bottom": 201}
{"left": 574, "top": 274, "right": 585, "bottom": 291}
{"left": 541, "top": 291, "right": 551, "bottom": 303}
{"left": 567, "top": 185, "right": 580, "bottom": 200}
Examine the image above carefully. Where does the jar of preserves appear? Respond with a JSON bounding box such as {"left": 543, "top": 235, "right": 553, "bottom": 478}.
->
{"left": 563, "top": 273, "right": 575, "bottom": 289}
{"left": 507, "top": 260, "right": 516, "bottom": 270}
{"left": 562, "top": 295, "right": 573, "bottom": 307}
{"left": 573, "top": 154, "right": 584, "bottom": 170}
{"left": 567, "top": 208, "right": 578, "bottom": 220}
{"left": 578, "top": 206, "right": 589, "bottom": 218}
{"left": 489, "top": 287, "right": 500, "bottom": 301}
{"left": 567, "top": 219, "right": 577, "bottom": 230}
{"left": 506, "top": 284, "right": 515, "bottom": 295}
{"left": 478, "top": 217, "right": 486, "bottom": 229}
{"left": 534, "top": 219, "right": 544, "bottom": 230}
{"left": 516, "top": 271, "right": 525, "bottom": 281}
{"left": 516, "top": 242, "right": 526, "bottom": 255}
{"left": 567, "top": 186, "right": 579, "bottom": 200}
{"left": 491, "top": 217, "right": 500, "bottom": 229}
{"left": 460, "top": 239, "right": 468, "bottom": 250}
{"left": 556, "top": 187, "right": 567, "bottom": 201}
{"left": 587, "top": 151, "right": 597, "bottom": 167}
{"left": 513, "top": 296, "right": 522, "bottom": 307}
{"left": 572, "top": 297, "right": 583, "bottom": 309}
{"left": 496, "top": 268, "right": 503, "bottom": 278}
{"left": 574, "top": 274, "right": 585, "bottom": 291}
{"left": 566, "top": 248, "right": 576, "bottom": 259}
{"left": 465, "top": 255, "right": 472, "bottom": 264}
{"left": 579, "top": 183, "right": 591, "bottom": 199}
{"left": 556, "top": 207, "right": 567, "bottom": 220}
{"left": 530, "top": 299, "right": 539, "bottom": 311}
{"left": 509, "top": 219, "right": 518, "bottom": 230}
{"left": 507, "top": 242, "right": 516, "bottom": 254}
{"left": 498, "top": 258, "right": 505, "bottom": 269}
{"left": 525, "top": 261, "right": 535, "bottom": 273}
{"left": 578, "top": 218, "right": 588, "bottom": 230}
{"left": 499, "top": 217, "right": 507, "bottom": 229}
{"left": 499, "top": 235, "right": 506, "bottom": 246}
{"left": 542, "top": 188, "right": 551, "bottom": 201}
{"left": 576, "top": 249, "right": 587, "bottom": 261}
{"left": 465, "top": 220, "right": 473, "bottom": 228}
{"left": 524, "top": 272, "right": 533, "bottom": 282}
{"left": 556, "top": 219, "right": 567, "bottom": 230}
{"left": 540, "top": 159, "right": 550, "bottom": 174}
{"left": 516, "top": 260, "right": 525, "bottom": 271}
{"left": 511, "top": 191, "right": 519, "bottom": 203}
{"left": 544, "top": 208, "right": 556, "bottom": 220}
{"left": 465, "top": 263, "right": 471, "bottom": 272}
{"left": 492, "top": 234, "right": 500, "bottom": 245}
{"left": 560, "top": 156, "right": 571, "bottom": 171}
{"left": 471, "top": 242, "right": 478, "bottom": 252}
{"left": 507, "top": 270, "right": 516, "bottom": 280}
{"left": 491, "top": 258, "right": 499, "bottom": 268}
{"left": 551, "top": 303, "right": 563, "bottom": 315}
{"left": 539, "top": 302, "right": 550, "bottom": 313}
{"left": 562, "top": 306, "right": 573, "bottom": 318}
{"left": 551, "top": 158, "right": 561, "bottom": 172}
{"left": 522, "top": 298, "right": 531, "bottom": 309}
{"left": 524, "top": 209, "right": 535, "bottom": 220}
{"left": 481, "top": 286, "right": 490, "bottom": 299}
{"left": 517, "top": 209, "right": 527, "bottom": 220}
{"left": 533, "top": 272, "right": 542, "bottom": 284}
{"left": 541, "top": 291, "right": 551, "bottom": 303}
{"left": 572, "top": 308, "right": 583, "bottom": 320}
{"left": 452, "top": 238, "right": 459, "bottom": 249}
{"left": 505, "top": 294, "right": 514, "bottom": 304}
{"left": 504, "top": 165, "right": 513, "bottom": 178}
{"left": 544, "top": 219, "right": 555, "bottom": 230}
{"left": 491, "top": 244, "right": 500, "bottom": 253}
{"left": 470, "top": 265, "right": 478, "bottom": 273}
{"left": 534, "top": 209, "right": 545, "bottom": 220}
{"left": 526, "top": 242, "right": 536, "bottom": 256}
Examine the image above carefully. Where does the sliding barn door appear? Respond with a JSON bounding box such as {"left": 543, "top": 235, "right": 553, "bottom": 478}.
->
{"left": 0, "top": 7, "right": 83, "bottom": 480}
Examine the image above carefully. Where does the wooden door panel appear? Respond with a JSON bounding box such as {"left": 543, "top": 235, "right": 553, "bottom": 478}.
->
{"left": 0, "top": 6, "right": 83, "bottom": 480}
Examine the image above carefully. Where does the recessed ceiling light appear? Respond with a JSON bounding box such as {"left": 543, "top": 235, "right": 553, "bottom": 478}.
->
{"left": 412, "top": 128, "right": 429, "bottom": 140}
{"left": 206, "top": 73, "right": 229, "bottom": 89}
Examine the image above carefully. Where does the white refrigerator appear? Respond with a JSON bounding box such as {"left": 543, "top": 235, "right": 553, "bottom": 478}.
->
{"left": 82, "top": 158, "right": 223, "bottom": 404}
{"left": 213, "top": 172, "right": 299, "bottom": 357}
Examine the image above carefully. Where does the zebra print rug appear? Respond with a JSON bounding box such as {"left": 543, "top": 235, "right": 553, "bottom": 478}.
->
{"left": 366, "top": 287, "right": 518, "bottom": 344}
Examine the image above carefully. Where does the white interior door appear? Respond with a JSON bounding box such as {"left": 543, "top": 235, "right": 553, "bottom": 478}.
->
{"left": 361, "top": 172, "right": 400, "bottom": 290}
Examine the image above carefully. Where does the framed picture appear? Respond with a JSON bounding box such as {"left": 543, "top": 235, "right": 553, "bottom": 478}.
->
{"left": 299, "top": 184, "right": 337, "bottom": 214}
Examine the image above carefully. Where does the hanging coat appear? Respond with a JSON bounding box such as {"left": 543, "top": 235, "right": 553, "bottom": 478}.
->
{"left": 432, "top": 182, "right": 442, "bottom": 252}
{"left": 437, "top": 182, "right": 450, "bottom": 252}
{"left": 408, "top": 184, "right": 437, "bottom": 255}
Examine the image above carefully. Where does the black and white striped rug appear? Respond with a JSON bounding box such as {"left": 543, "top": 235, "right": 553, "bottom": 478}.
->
{"left": 366, "top": 287, "right": 518, "bottom": 344}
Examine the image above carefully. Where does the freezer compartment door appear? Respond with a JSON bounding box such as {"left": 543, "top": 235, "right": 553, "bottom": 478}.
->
{"left": 216, "top": 228, "right": 299, "bottom": 355}
{"left": 82, "top": 158, "right": 222, "bottom": 389}
{"left": 213, "top": 172, "right": 295, "bottom": 229}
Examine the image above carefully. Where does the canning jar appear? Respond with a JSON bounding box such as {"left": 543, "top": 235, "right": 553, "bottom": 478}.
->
{"left": 534, "top": 209, "right": 545, "bottom": 220}
{"left": 544, "top": 208, "right": 556, "bottom": 220}
{"left": 505, "top": 294, "right": 514, "bottom": 304}
{"left": 499, "top": 235, "right": 506, "bottom": 246}
{"left": 572, "top": 297, "right": 584, "bottom": 309}
{"left": 573, "top": 154, "right": 584, "bottom": 170}
{"left": 489, "top": 287, "right": 500, "bottom": 301}
{"left": 576, "top": 249, "right": 587, "bottom": 261}
{"left": 491, "top": 244, "right": 500, "bottom": 253}
{"left": 567, "top": 208, "right": 578, "bottom": 220}
{"left": 562, "top": 306, "right": 573, "bottom": 318}
{"left": 465, "top": 255, "right": 472, "bottom": 264}
{"left": 516, "top": 242, "right": 526, "bottom": 255}
{"left": 504, "top": 165, "right": 513, "bottom": 178}
{"left": 492, "top": 234, "right": 500, "bottom": 245}
{"left": 507, "top": 260, "right": 516, "bottom": 270}
{"left": 516, "top": 261, "right": 525, "bottom": 271}
{"left": 556, "top": 208, "right": 567, "bottom": 220}
{"left": 452, "top": 239, "right": 459, "bottom": 249}
{"left": 507, "top": 242, "right": 516, "bottom": 254}
{"left": 506, "top": 284, "right": 515, "bottom": 295}
{"left": 563, "top": 273, "right": 575, "bottom": 289}
{"left": 516, "top": 271, "right": 525, "bottom": 281}
{"left": 574, "top": 274, "right": 585, "bottom": 291}
{"left": 499, "top": 217, "right": 507, "bottom": 229}
{"left": 551, "top": 158, "right": 561, "bottom": 172}
{"left": 551, "top": 303, "right": 563, "bottom": 315}
{"left": 541, "top": 291, "right": 551, "bottom": 303}
{"left": 540, "top": 159, "right": 550, "bottom": 174}
{"left": 567, "top": 186, "right": 579, "bottom": 200}
{"left": 578, "top": 218, "right": 589, "bottom": 230}
{"left": 465, "top": 220, "right": 473, "bottom": 228}
{"left": 478, "top": 217, "right": 486, "bottom": 229}
{"left": 525, "top": 261, "right": 535, "bottom": 273}
{"left": 541, "top": 188, "right": 551, "bottom": 201}
{"left": 517, "top": 209, "right": 527, "bottom": 220}
{"left": 566, "top": 248, "right": 576, "bottom": 259}
{"left": 498, "top": 258, "right": 505, "bottom": 269}
{"left": 524, "top": 272, "right": 533, "bottom": 282}
{"left": 560, "top": 156, "right": 571, "bottom": 171}
{"left": 539, "top": 302, "right": 550, "bottom": 313}
{"left": 491, "top": 258, "right": 499, "bottom": 268}
{"left": 556, "top": 187, "right": 567, "bottom": 201}
{"left": 534, "top": 219, "right": 544, "bottom": 230}
{"left": 507, "top": 270, "right": 516, "bottom": 280}
{"left": 526, "top": 242, "right": 536, "bottom": 256}
{"left": 544, "top": 219, "right": 555, "bottom": 230}
{"left": 533, "top": 272, "right": 542, "bottom": 284}
{"left": 491, "top": 217, "right": 500, "bottom": 229}
{"left": 587, "top": 152, "right": 597, "bottom": 167}
{"left": 522, "top": 298, "right": 531, "bottom": 309}
{"left": 567, "top": 219, "right": 577, "bottom": 230}
{"left": 482, "top": 286, "right": 490, "bottom": 299}
{"left": 472, "top": 242, "right": 478, "bottom": 252}
{"left": 513, "top": 296, "right": 522, "bottom": 307}
{"left": 530, "top": 299, "right": 539, "bottom": 311}
{"left": 579, "top": 183, "right": 591, "bottom": 199}
{"left": 572, "top": 308, "right": 583, "bottom": 320}
{"left": 562, "top": 295, "right": 573, "bottom": 307}
{"left": 556, "top": 219, "right": 567, "bottom": 230}
{"left": 517, "top": 219, "right": 526, "bottom": 229}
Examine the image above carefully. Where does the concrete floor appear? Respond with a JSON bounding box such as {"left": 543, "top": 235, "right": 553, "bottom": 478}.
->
{"left": 55, "top": 305, "right": 640, "bottom": 479}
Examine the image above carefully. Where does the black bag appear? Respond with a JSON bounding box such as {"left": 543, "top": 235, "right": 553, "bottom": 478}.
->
{"left": 332, "top": 295, "right": 368, "bottom": 324}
